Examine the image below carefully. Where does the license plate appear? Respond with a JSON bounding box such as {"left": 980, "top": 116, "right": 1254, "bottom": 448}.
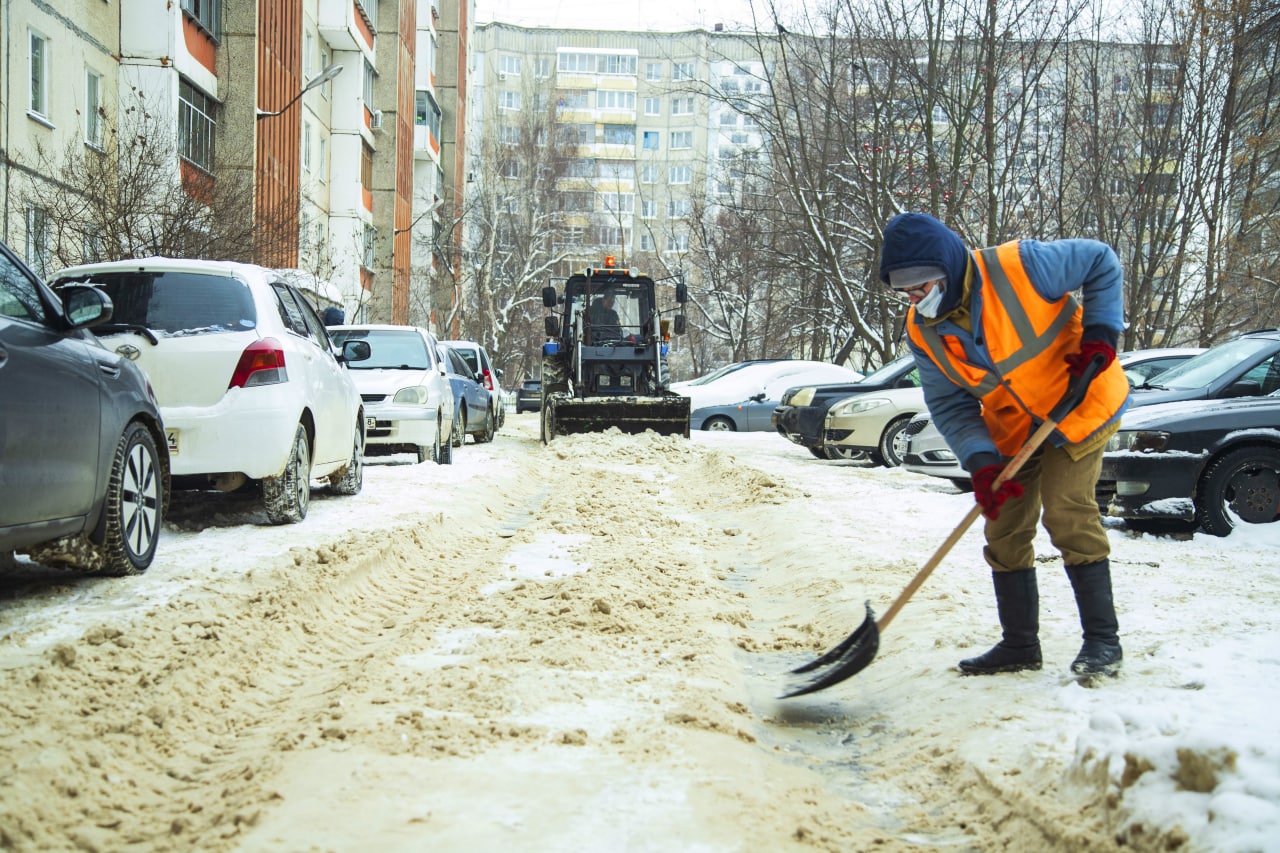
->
{"left": 365, "top": 417, "right": 377, "bottom": 432}
{"left": 166, "top": 429, "right": 179, "bottom": 454}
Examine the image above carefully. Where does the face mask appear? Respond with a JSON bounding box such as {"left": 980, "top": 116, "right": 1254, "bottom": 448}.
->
{"left": 914, "top": 282, "right": 946, "bottom": 318}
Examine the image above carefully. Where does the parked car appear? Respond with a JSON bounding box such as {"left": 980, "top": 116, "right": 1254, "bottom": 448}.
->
{"left": 440, "top": 340, "right": 504, "bottom": 433}
{"left": 1100, "top": 391, "right": 1280, "bottom": 536}
{"left": 903, "top": 347, "right": 1213, "bottom": 488}
{"left": 51, "top": 257, "right": 369, "bottom": 525}
{"left": 438, "top": 344, "right": 495, "bottom": 446}
{"left": 1, "top": 239, "right": 169, "bottom": 574}
{"left": 674, "top": 359, "right": 863, "bottom": 421}
{"left": 690, "top": 395, "right": 778, "bottom": 431}
{"left": 328, "top": 325, "right": 454, "bottom": 465}
{"left": 515, "top": 378, "right": 542, "bottom": 414}
{"left": 824, "top": 385, "right": 926, "bottom": 467}
{"left": 773, "top": 355, "right": 919, "bottom": 459}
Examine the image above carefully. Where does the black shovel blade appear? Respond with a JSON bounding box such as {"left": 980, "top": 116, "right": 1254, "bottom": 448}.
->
{"left": 779, "top": 603, "right": 880, "bottom": 698}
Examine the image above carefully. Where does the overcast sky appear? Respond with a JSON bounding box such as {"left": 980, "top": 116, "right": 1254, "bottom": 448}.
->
{"left": 474, "top": 0, "right": 778, "bottom": 32}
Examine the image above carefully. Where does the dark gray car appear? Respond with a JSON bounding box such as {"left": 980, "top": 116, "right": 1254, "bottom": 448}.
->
{"left": 0, "top": 240, "right": 168, "bottom": 575}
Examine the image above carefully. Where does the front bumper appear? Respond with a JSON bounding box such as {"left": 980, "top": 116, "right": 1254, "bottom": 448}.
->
{"left": 774, "top": 405, "right": 825, "bottom": 447}
{"left": 363, "top": 402, "right": 437, "bottom": 449}
{"left": 1099, "top": 452, "right": 1205, "bottom": 520}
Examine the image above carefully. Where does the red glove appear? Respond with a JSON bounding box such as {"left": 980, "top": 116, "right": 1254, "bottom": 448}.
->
{"left": 1065, "top": 339, "right": 1116, "bottom": 377}
{"left": 971, "top": 464, "right": 1025, "bottom": 521}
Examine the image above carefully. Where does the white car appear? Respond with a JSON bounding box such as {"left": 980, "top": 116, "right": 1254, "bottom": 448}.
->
{"left": 824, "top": 385, "right": 926, "bottom": 467}
{"left": 439, "top": 340, "right": 505, "bottom": 434}
{"left": 672, "top": 359, "right": 863, "bottom": 413}
{"left": 328, "top": 325, "right": 455, "bottom": 465}
{"left": 51, "top": 257, "right": 369, "bottom": 524}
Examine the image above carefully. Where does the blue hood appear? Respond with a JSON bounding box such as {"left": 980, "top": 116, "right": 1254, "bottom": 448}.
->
{"left": 879, "top": 213, "right": 971, "bottom": 315}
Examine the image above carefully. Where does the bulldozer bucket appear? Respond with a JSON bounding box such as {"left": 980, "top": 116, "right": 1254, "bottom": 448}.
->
{"left": 545, "top": 395, "right": 690, "bottom": 439}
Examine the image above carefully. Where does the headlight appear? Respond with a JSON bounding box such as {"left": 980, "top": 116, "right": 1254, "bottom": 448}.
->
{"left": 1106, "top": 430, "right": 1172, "bottom": 453}
{"left": 830, "top": 397, "right": 889, "bottom": 417}
{"left": 392, "top": 385, "right": 430, "bottom": 405}
{"left": 790, "top": 388, "right": 816, "bottom": 407}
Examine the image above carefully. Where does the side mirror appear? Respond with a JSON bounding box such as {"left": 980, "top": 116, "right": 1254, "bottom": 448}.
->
{"left": 544, "top": 316, "right": 560, "bottom": 338}
{"left": 675, "top": 281, "right": 688, "bottom": 304}
{"left": 673, "top": 314, "right": 686, "bottom": 336}
{"left": 750, "top": 392, "right": 766, "bottom": 402}
{"left": 341, "top": 340, "right": 371, "bottom": 363}
{"left": 1224, "top": 380, "right": 1264, "bottom": 398}
{"left": 542, "top": 286, "right": 558, "bottom": 308}
{"left": 61, "top": 285, "right": 113, "bottom": 328}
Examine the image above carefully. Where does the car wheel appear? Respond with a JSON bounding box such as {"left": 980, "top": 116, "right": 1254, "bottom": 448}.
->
{"left": 415, "top": 445, "right": 428, "bottom": 464}
{"left": 433, "top": 414, "right": 453, "bottom": 465}
{"left": 874, "top": 416, "right": 914, "bottom": 468}
{"left": 98, "top": 422, "right": 165, "bottom": 575}
{"left": 328, "top": 422, "right": 364, "bottom": 495}
{"left": 825, "top": 445, "right": 868, "bottom": 462}
{"left": 263, "top": 423, "right": 312, "bottom": 524}
{"left": 475, "top": 410, "right": 495, "bottom": 443}
{"left": 702, "top": 416, "right": 735, "bottom": 432}
{"left": 452, "top": 407, "right": 465, "bottom": 448}
{"left": 808, "top": 446, "right": 828, "bottom": 460}
{"left": 1196, "top": 446, "right": 1280, "bottom": 536}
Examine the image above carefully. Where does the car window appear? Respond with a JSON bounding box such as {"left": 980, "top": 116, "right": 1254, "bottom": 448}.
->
{"left": 271, "top": 283, "right": 315, "bottom": 341}
{"left": 453, "top": 348, "right": 480, "bottom": 374}
{"left": 860, "top": 357, "right": 912, "bottom": 384}
{"left": 53, "top": 270, "right": 255, "bottom": 334}
{"left": 1152, "top": 337, "right": 1277, "bottom": 391}
{"left": 1244, "top": 354, "right": 1280, "bottom": 394}
{"left": 0, "top": 251, "right": 46, "bottom": 323}
{"left": 334, "top": 330, "right": 432, "bottom": 369}
{"left": 289, "top": 287, "right": 332, "bottom": 346}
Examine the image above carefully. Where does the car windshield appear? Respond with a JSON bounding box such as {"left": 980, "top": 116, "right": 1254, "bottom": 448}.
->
{"left": 860, "top": 356, "right": 913, "bottom": 384}
{"left": 1144, "top": 337, "right": 1275, "bottom": 390}
{"left": 331, "top": 330, "right": 431, "bottom": 369}
{"left": 53, "top": 270, "right": 256, "bottom": 335}
{"left": 686, "top": 362, "right": 762, "bottom": 386}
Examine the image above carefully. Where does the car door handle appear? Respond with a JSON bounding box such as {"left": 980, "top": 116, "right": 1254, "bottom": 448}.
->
{"left": 97, "top": 360, "right": 122, "bottom": 380}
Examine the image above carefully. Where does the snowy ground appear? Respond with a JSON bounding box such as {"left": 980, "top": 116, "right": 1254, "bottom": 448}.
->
{"left": 0, "top": 414, "right": 1276, "bottom": 852}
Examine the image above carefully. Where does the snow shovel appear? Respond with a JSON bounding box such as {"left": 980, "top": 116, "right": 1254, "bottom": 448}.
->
{"left": 780, "top": 353, "right": 1109, "bottom": 699}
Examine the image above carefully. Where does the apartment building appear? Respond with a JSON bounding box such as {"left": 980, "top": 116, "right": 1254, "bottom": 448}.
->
{"left": 470, "top": 22, "right": 771, "bottom": 282}
{"left": 0, "top": 0, "right": 464, "bottom": 327}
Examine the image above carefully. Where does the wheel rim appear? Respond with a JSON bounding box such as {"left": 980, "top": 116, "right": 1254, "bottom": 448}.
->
{"left": 887, "top": 423, "right": 911, "bottom": 467}
{"left": 707, "top": 418, "right": 731, "bottom": 431}
{"left": 294, "top": 431, "right": 311, "bottom": 516}
{"left": 121, "top": 440, "right": 160, "bottom": 558}
{"left": 1225, "top": 463, "right": 1280, "bottom": 524}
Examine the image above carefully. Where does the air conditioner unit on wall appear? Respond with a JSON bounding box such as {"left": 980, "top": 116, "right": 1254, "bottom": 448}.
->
{"left": 370, "top": 109, "right": 383, "bottom": 130}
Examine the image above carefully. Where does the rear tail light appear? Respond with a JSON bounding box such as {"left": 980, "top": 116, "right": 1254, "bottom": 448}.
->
{"left": 482, "top": 368, "right": 495, "bottom": 392}
{"left": 229, "top": 338, "right": 288, "bottom": 388}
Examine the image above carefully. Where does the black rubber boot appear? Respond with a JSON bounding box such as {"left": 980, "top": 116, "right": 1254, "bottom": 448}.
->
{"left": 1066, "top": 560, "right": 1123, "bottom": 676}
{"left": 958, "top": 568, "right": 1043, "bottom": 675}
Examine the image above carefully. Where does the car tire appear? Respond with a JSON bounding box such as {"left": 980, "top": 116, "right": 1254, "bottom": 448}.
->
{"left": 453, "top": 408, "right": 466, "bottom": 447}
{"left": 808, "top": 446, "right": 828, "bottom": 460}
{"left": 263, "top": 423, "right": 311, "bottom": 525}
{"left": 415, "top": 445, "right": 428, "bottom": 464}
{"left": 433, "top": 415, "right": 452, "bottom": 465}
{"left": 824, "top": 445, "right": 868, "bottom": 462}
{"left": 475, "top": 410, "right": 495, "bottom": 443}
{"left": 328, "top": 422, "right": 364, "bottom": 496}
{"left": 1196, "top": 446, "right": 1280, "bottom": 536}
{"left": 872, "top": 416, "right": 913, "bottom": 468}
{"left": 702, "top": 416, "right": 736, "bottom": 432}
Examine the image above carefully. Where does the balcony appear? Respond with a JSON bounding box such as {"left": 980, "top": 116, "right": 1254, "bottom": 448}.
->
{"left": 317, "top": 0, "right": 375, "bottom": 54}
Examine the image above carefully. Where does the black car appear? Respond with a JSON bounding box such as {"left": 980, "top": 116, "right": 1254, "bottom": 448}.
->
{"left": 515, "top": 378, "right": 542, "bottom": 413}
{"left": 0, "top": 239, "right": 169, "bottom": 574}
{"left": 1100, "top": 391, "right": 1280, "bottom": 536}
{"left": 772, "top": 354, "right": 919, "bottom": 458}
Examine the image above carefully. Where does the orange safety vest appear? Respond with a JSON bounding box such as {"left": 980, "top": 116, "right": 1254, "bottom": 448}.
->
{"left": 907, "top": 240, "right": 1130, "bottom": 457}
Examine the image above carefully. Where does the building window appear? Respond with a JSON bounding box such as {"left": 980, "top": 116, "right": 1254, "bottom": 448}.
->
{"left": 499, "top": 55, "right": 521, "bottom": 76}
{"left": 499, "top": 125, "right": 520, "bottom": 144}
{"left": 354, "top": 0, "right": 376, "bottom": 29}
{"left": 362, "top": 224, "right": 376, "bottom": 269}
{"left": 645, "top": 62, "right": 662, "bottom": 81}
{"left": 318, "top": 136, "right": 327, "bottom": 182}
{"left": 304, "top": 30, "right": 314, "bottom": 78}
{"left": 641, "top": 200, "right": 657, "bottom": 219}
{"left": 178, "top": 78, "right": 217, "bottom": 172}
{"left": 558, "top": 53, "right": 593, "bottom": 73}
{"left": 672, "top": 62, "right": 694, "bottom": 81}
{"left": 597, "top": 90, "right": 636, "bottom": 111}
{"left": 559, "top": 90, "right": 589, "bottom": 109}
{"left": 642, "top": 131, "right": 659, "bottom": 150}
{"left": 670, "top": 131, "right": 692, "bottom": 149}
{"left": 416, "top": 90, "right": 441, "bottom": 140}
{"left": 499, "top": 91, "right": 521, "bottom": 111}
{"left": 668, "top": 199, "right": 691, "bottom": 218}
{"left": 639, "top": 233, "right": 655, "bottom": 251}
{"left": 363, "top": 59, "right": 377, "bottom": 111}
{"left": 644, "top": 97, "right": 660, "bottom": 116}
{"left": 500, "top": 159, "right": 520, "bottom": 178}
{"left": 303, "top": 121, "right": 313, "bottom": 172}
{"left": 671, "top": 96, "right": 694, "bottom": 116}
{"left": 534, "top": 58, "right": 552, "bottom": 78}
{"left": 29, "top": 31, "right": 48, "bottom": 116}
{"left": 85, "top": 69, "right": 103, "bottom": 147}
{"left": 25, "top": 207, "right": 50, "bottom": 277}
{"left": 669, "top": 165, "right": 691, "bottom": 184}
{"left": 599, "top": 54, "right": 637, "bottom": 75}
{"left": 666, "top": 233, "right": 688, "bottom": 252}
{"left": 601, "top": 192, "right": 633, "bottom": 213}
{"left": 602, "top": 124, "right": 634, "bottom": 144}
{"left": 180, "top": 0, "right": 220, "bottom": 40}
{"left": 641, "top": 165, "right": 658, "bottom": 183}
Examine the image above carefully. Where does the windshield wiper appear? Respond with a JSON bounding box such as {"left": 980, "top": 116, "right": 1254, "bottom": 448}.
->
{"left": 1137, "top": 381, "right": 1168, "bottom": 390}
{"left": 93, "top": 323, "right": 159, "bottom": 345}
